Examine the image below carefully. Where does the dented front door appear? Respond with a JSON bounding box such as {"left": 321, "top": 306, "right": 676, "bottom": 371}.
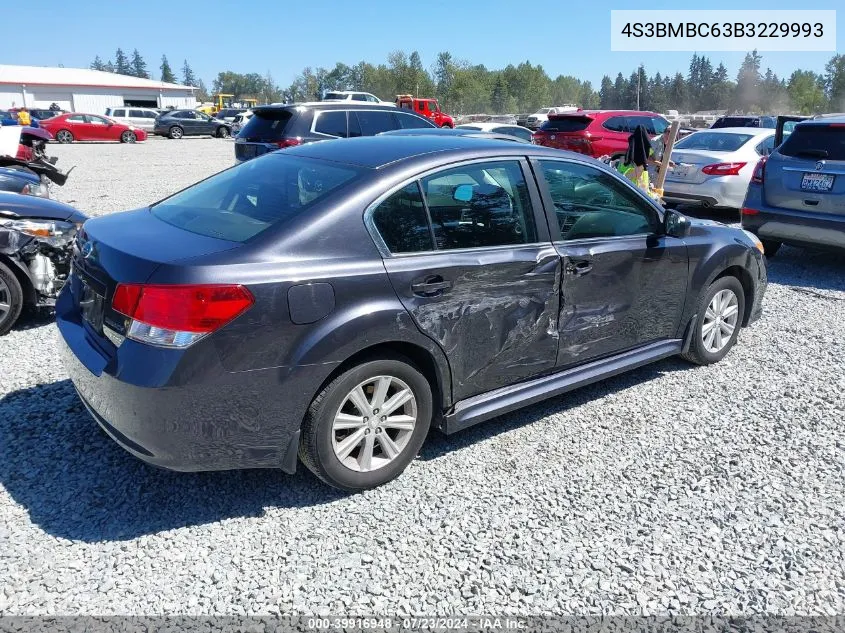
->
{"left": 383, "top": 244, "right": 561, "bottom": 401}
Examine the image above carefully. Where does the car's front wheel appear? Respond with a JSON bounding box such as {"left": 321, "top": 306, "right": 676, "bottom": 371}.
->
{"left": 682, "top": 276, "right": 745, "bottom": 365}
{"left": 0, "top": 261, "right": 24, "bottom": 336}
{"left": 300, "top": 356, "right": 432, "bottom": 491}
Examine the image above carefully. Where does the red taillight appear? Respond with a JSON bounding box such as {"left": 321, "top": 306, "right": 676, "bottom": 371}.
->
{"left": 741, "top": 208, "right": 760, "bottom": 216}
{"left": 113, "top": 284, "right": 254, "bottom": 333}
{"left": 751, "top": 157, "right": 767, "bottom": 184}
{"left": 701, "top": 162, "right": 747, "bottom": 176}
{"left": 276, "top": 138, "right": 302, "bottom": 149}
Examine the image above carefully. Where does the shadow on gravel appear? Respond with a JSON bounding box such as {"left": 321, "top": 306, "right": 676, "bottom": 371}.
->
{"left": 11, "top": 308, "right": 55, "bottom": 332}
{"left": 765, "top": 246, "right": 845, "bottom": 294}
{"left": 420, "top": 356, "right": 694, "bottom": 461}
{"left": 1, "top": 358, "right": 694, "bottom": 541}
{"left": 0, "top": 379, "right": 344, "bottom": 543}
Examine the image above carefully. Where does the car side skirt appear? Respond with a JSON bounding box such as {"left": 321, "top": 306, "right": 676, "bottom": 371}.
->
{"left": 441, "top": 339, "right": 683, "bottom": 435}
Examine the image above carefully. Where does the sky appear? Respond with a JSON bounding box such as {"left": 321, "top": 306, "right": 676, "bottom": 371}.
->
{"left": 1, "top": 0, "right": 842, "bottom": 91}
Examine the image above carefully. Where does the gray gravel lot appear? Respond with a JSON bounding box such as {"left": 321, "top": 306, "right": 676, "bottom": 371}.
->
{"left": 1, "top": 138, "right": 844, "bottom": 617}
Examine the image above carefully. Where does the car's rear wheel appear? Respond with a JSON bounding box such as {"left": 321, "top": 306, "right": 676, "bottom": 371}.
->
{"left": 761, "top": 240, "right": 781, "bottom": 258}
{"left": 169, "top": 126, "right": 183, "bottom": 139}
{"left": 120, "top": 130, "right": 137, "bottom": 144}
{"left": 216, "top": 126, "right": 230, "bottom": 139}
{"left": 55, "top": 130, "right": 74, "bottom": 144}
{"left": 682, "top": 276, "right": 745, "bottom": 366}
{"left": 0, "top": 262, "right": 24, "bottom": 336}
{"left": 299, "top": 356, "right": 432, "bottom": 491}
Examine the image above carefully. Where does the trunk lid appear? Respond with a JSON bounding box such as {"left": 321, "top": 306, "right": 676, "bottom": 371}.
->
{"left": 71, "top": 208, "right": 240, "bottom": 340}
{"left": 668, "top": 149, "right": 737, "bottom": 184}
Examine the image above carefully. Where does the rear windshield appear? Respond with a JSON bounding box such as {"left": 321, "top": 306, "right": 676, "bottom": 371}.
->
{"left": 674, "top": 132, "right": 754, "bottom": 152}
{"left": 540, "top": 116, "right": 591, "bottom": 132}
{"left": 712, "top": 117, "right": 755, "bottom": 128}
{"left": 238, "top": 109, "right": 295, "bottom": 141}
{"left": 779, "top": 124, "right": 845, "bottom": 161}
{"left": 151, "top": 154, "right": 362, "bottom": 242}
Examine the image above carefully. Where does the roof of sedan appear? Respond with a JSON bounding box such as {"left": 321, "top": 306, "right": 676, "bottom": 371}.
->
{"left": 692, "top": 127, "right": 774, "bottom": 136}
{"left": 282, "top": 135, "right": 570, "bottom": 169}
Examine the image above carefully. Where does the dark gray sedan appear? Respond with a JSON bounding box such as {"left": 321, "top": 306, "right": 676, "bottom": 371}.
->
{"left": 58, "top": 136, "right": 767, "bottom": 491}
{"left": 153, "top": 109, "right": 231, "bottom": 139}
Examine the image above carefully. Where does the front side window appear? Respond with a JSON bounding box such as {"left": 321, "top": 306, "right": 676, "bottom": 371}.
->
{"left": 66, "top": 115, "right": 86, "bottom": 123}
{"left": 151, "top": 155, "right": 362, "bottom": 242}
{"left": 397, "top": 112, "right": 433, "bottom": 129}
{"left": 539, "top": 160, "right": 657, "bottom": 240}
{"left": 88, "top": 115, "right": 109, "bottom": 125}
{"left": 371, "top": 183, "right": 433, "bottom": 253}
{"left": 421, "top": 161, "right": 537, "bottom": 250}
{"left": 314, "top": 110, "right": 347, "bottom": 137}
{"left": 112, "top": 109, "right": 126, "bottom": 117}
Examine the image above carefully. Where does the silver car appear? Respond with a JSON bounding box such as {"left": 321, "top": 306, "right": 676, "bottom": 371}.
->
{"left": 103, "top": 107, "right": 161, "bottom": 132}
{"left": 663, "top": 127, "right": 776, "bottom": 209}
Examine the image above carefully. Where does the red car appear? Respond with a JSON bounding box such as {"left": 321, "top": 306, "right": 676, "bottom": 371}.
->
{"left": 395, "top": 95, "right": 454, "bottom": 128}
{"left": 39, "top": 113, "right": 147, "bottom": 144}
{"left": 533, "top": 110, "right": 668, "bottom": 158}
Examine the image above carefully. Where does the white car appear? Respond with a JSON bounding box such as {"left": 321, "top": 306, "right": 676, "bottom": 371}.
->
{"left": 322, "top": 91, "right": 389, "bottom": 104}
{"left": 663, "top": 127, "right": 776, "bottom": 209}
{"left": 525, "top": 105, "right": 578, "bottom": 130}
{"left": 103, "top": 107, "right": 161, "bottom": 132}
{"left": 231, "top": 110, "right": 253, "bottom": 135}
{"left": 456, "top": 122, "right": 534, "bottom": 143}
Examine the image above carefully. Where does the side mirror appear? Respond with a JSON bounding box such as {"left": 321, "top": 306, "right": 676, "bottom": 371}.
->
{"left": 453, "top": 184, "right": 473, "bottom": 203}
{"left": 664, "top": 208, "right": 691, "bottom": 238}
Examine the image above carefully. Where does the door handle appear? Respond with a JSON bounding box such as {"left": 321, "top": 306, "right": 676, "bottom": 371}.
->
{"left": 566, "top": 260, "right": 593, "bottom": 277}
{"left": 411, "top": 275, "right": 453, "bottom": 296}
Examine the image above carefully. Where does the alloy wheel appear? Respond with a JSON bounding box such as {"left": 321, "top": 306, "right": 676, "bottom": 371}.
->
{"left": 331, "top": 375, "right": 417, "bottom": 473}
{"left": 702, "top": 289, "right": 739, "bottom": 353}
{"left": 0, "top": 276, "right": 10, "bottom": 321}
{"left": 56, "top": 130, "right": 72, "bottom": 143}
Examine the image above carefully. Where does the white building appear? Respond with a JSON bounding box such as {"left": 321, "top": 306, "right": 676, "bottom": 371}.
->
{"left": 0, "top": 64, "right": 197, "bottom": 112}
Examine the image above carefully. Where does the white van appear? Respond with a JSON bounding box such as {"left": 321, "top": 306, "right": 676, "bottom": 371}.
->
{"left": 104, "top": 107, "right": 161, "bottom": 131}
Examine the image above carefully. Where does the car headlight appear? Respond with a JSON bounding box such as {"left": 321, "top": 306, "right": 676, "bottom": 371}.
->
{"left": 1, "top": 218, "right": 77, "bottom": 246}
{"left": 21, "top": 182, "right": 49, "bottom": 198}
{"left": 742, "top": 229, "right": 765, "bottom": 255}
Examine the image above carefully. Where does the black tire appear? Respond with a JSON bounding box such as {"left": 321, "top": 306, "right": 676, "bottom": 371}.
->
{"left": 682, "top": 276, "right": 746, "bottom": 366}
{"left": 169, "top": 126, "right": 183, "bottom": 139}
{"left": 0, "top": 261, "right": 24, "bottom": 336}
{"left": 762, "top": 240, "right": 781, "bottom": 258}
{"left": 299, "top": 355, "right": 433, "bottom": 491}
{"left": 120, "top": 130, "right": 137, "bottom": 144}
{"left": 216, "top": 126, "right": 230, "bottom": 139}
{"left": 55, "top": 129, "right": 74, "bottom": 144}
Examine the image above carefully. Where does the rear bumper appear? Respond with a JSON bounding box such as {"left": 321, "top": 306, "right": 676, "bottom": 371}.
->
{"left": 56, "top": 287, "right": 326, "bottom": 473}
{"left": 741, "top": 191, "right": 845, "bottom": 251}
{"left": 664, "top": 176, "right": 749, "bottom": 209}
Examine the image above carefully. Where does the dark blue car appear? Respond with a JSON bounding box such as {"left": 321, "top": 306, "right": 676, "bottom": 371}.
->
{"left": 57, "top": 136, "right": 768, "bottom": 490}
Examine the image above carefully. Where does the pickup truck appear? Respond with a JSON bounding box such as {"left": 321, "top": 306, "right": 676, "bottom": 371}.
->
{"left": 395, "top": 95, "right": 454, "bottom": 128}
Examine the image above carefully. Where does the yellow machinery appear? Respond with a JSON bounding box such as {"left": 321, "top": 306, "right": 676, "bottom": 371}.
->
{"left": 210, "top": 93, "right": 235, "bottom": 114}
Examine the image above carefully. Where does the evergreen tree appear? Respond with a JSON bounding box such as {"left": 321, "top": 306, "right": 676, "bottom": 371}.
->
{"left": 599, "top": 75, "right": 614, "bottom": 109}
{"left": 182, "top": 60, "right": 197, "bottom": 87}
{"left": 114, "top": 48, "right": 131, "bottom": 75}
{"left": 130, "top": 49, "right": 149, "bottom": 79}
{"left": 160, "top": 55, "right": 176, "bottom": 84}
{"left": 649, "top": 72, "right": 667, "bottom": 113}
{"left": 613, "top": 73, "right": 627, "bottom": 109}
{"left": 825, "top": 54, "right": 845, "bottom": 111}
{"left": 735, "top": 50, "right": 763, "bottom": 111}
{"left": 90, "top": 56, "right": 106, "bottom": 71}
{"left": 104, "top": 59, "right": 115, "bottom": 73}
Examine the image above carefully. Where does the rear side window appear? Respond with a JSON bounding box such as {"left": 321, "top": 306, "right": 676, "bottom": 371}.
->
{"left": 541, "top": 116, "right": 592, "bottom": 132}
{"left": 602, "top": 117, "right": 630, "bottom": 133}
{"left": 371, "top": 183, "right": 433, "bottom": 253}
{"left": 129, "top": 109, "right": 145, "bottom": 117}
{"left": 779, "top": 125, "right": 845, "bottom": 161}
{"left": 314, "top": 110, "right": 348, "bottom": 137}
{"left": 151, "top": 154, "right": 362, "bottom": 242}
{"left": 351, "top": 110, "right": 398, "bottom": 136}
{"left": 239, "top": 109, "right": 294, "bottom": 140}
{"left": 674, "top": 132, "right": 754, "bottom": 152}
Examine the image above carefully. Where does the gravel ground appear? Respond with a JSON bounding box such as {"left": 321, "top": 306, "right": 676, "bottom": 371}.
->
{"left": 1, "top": 139, "right": 844, "bottom": 618}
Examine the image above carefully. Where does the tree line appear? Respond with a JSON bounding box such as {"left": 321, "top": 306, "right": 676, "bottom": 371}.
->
{"left": 91, "top": 49, "right": 845, "bottom": 116}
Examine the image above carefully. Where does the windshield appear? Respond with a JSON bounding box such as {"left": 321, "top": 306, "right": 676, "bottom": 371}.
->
{"left": 151, "top": 154, "right": 362, "bottom": 242}
{"left": 779, "top": 124, "right": 845, "bottom": 161}
{"left": 674, "top": 132, "right": 755, "bottom": 152}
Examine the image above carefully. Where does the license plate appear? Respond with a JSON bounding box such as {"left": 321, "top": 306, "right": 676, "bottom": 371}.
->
{"left": 801, "top": 172, "right": 834, "bottom": 192}
{"left": 79, "top": 280, "right": 104, "bottom": 332}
